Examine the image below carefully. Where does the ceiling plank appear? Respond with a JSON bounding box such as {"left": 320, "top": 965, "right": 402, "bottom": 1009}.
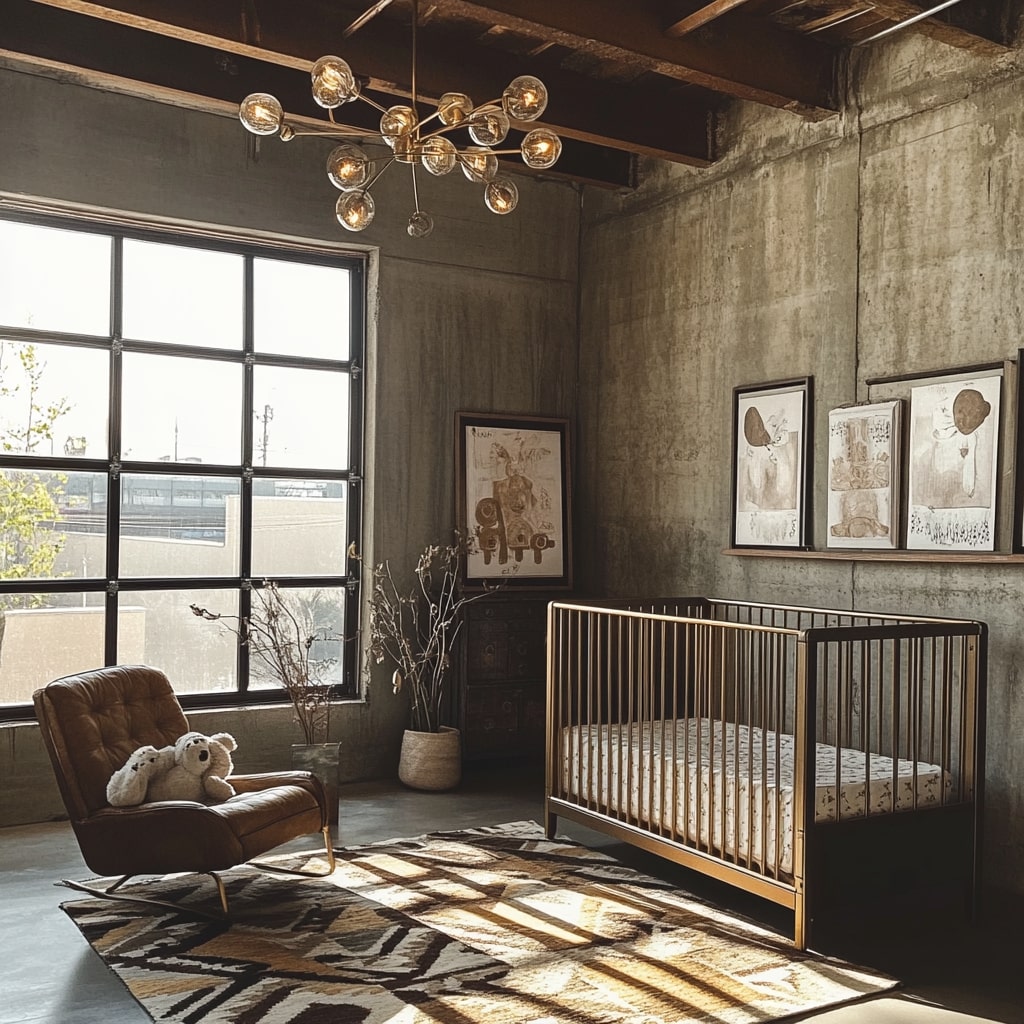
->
{"left": 29, "top": 0, "right": 838, "bottom": 115}
{"left": 2, "top": 1, "right": 693, "bottom": 179}
{"left": 427, "top": 0, "right": 839, "bottom": 114}
{"left": 663, "top": 0, "right": 758, "bottom": 37}
{"left": 852, "top": 0, "right": 1009, "bottom": 52}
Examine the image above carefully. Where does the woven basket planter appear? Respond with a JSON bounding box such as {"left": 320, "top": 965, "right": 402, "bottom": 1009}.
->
{"left": 398, "top": 726, "right": 461, "bottom": 791}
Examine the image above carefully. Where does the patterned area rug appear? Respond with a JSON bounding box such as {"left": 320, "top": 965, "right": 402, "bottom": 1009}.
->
{"left": 62, "top": 821, "right": 897, "bottom": 1023}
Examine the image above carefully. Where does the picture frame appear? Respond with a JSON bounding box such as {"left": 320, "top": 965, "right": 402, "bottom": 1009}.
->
{"left": 455, "top": 412, "right": 572, "bottom": 590}
{"left": 731, "top": 377, "right": 813, "bottom": 549}
{"left": 906, "top": 367, "right": 1001, "bottom": 552}
{"left": 826, "top": 400, "right": 902, "bottom": 550}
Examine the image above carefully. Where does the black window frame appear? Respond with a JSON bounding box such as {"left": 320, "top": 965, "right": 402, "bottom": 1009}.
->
{"left": 0, "top": 210, "right": 365, "bottom": 720}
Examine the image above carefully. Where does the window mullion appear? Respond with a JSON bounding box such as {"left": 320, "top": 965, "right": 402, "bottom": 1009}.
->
{"left": 105, "top": 236, "right": 124, "bottom": 664}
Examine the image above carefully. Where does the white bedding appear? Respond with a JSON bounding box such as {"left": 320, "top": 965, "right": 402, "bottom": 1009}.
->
{"left": 561, "top": 717, "right": 949, "bottom": 876}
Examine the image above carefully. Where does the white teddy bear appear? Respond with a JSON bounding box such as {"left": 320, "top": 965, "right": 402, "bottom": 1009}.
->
{"left": 106, "top": 731, "right": 238, "bottom": 807}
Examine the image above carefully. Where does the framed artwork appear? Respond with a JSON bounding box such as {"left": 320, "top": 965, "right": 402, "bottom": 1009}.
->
{"left": 455, "top": 412, "right": 572, "bottom": 590}
{"left": 906, "top": 368, "right": 1001, "bottom": 551}
{"left": 826, "top": 401, "right": 901, "bottom": 549}
{"left": 731, "top": 378, "right": 813, "bottom": 549}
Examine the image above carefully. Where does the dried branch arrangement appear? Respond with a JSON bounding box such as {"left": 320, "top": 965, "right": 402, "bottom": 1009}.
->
{"left": 191, "top": 582, "right": 341, "bottom": 744}
{"left": 365, "top": 536, "right": 492, "bottom": 733}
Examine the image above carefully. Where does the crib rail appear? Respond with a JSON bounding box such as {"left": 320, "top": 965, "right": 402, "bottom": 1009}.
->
{"left": 545, "top": 598, "right": 986, "bottom": 945}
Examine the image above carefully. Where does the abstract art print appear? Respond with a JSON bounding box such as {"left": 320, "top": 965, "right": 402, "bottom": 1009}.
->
{"left": 456, "top": 412, "right": 572, "bottom": 589}
{"left": 907, "top": 369, "right": 1001, "bottom": 551}
{"left": 732, "top": 378, "right": 813, "bottom": 549}
{"left": 827, "top": 401, "right": 901, "bottom": 549}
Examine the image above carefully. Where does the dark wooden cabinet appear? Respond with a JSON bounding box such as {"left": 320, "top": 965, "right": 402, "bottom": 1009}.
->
{"left": 460, "top": 596, "right": 549, "bottom": 760}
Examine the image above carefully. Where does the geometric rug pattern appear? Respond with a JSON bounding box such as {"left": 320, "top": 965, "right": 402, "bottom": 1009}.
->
{"left": 62, "top": 821, "right": 897, "bottom": 1024}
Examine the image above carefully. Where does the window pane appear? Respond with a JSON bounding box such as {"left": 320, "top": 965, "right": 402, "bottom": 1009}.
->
{"left": 0, "top": 468, "right": 103, "bottom": 581}
{"left": 247, "top": 585, "right": 345, "bottom": 691}
{"left": 0, "top": 221, "right": 111, "bottom": 336}
{"left": 122, "top": 353, "right": 242, "bottom": 464}
{"left": 0, "top": 340, "right": 109, "bottom": 458}
{"left": 57, "top": 471, "right": 107, "bottom": 579}
{"left": 253, "top": 257, "right": 351, "bottom": 360}
{"left": 252, "top": 479, "right": 346, "bottom": 576}
{"left": 122, "top": 239, "right": 243, "bottom": 349}
{"left": 119, "top": 588, "right": 239, "bottom": 694}
{"left": 0, "top": 594, "right": 105, "bottom": 705}
{"left": 253, "top": 366, "right": 349, "bottom": 469}
{"left": 120, "top": 474, "right": 240, "bottom": 578}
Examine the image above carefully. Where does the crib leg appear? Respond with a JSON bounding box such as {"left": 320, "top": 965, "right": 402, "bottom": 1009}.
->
{"left": 544, "top": 806, "right": 558, "bottom": 840}
{"left": 793, "top": 893, "right": 808, "bottom": 951}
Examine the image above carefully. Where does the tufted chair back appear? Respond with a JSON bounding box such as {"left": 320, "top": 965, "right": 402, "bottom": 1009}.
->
{"left": 34, "top": 665, "right": 189, "bottom": 819}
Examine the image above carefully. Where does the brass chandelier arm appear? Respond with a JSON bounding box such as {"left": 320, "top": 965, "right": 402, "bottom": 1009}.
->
{"left": 355, "top": 94, "right": 392, "bottom": 116}
{"left": 286, "top": 125, "right": 374, "bottom": 139}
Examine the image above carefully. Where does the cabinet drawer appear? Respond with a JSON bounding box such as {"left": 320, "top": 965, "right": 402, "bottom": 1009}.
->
{"left": 463, "top": 686, "right": 544, "bottom": 757}
{"left": 466, "top": 630, "right": 545, "bottom": 679}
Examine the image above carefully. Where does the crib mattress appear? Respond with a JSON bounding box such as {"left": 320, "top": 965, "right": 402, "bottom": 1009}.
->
{"left": 561, "top": 717, "right": 949, "bottom": 877}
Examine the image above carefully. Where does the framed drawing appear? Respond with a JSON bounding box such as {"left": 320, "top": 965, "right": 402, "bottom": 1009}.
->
{"left": 732, "top": 378, "right": 813, "bottom": 549}
{"left": 826, "top": 400, "right": 901, "bottom": 549}
{"left": 455, "top": 412, "right": 572, "bottom": 590}
{"left": 907, "top": 368, "right": 1001, "bottom": 551}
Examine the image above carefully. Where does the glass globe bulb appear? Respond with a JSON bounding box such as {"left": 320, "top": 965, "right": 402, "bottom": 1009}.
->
{"left": 326, "top": 144, "right": 370, "bottom": 190}
{"left": 239, "top": 93, "right": 284, "bottom": 136}
{"left": 311, "top": 56, "right": 359, "bottom": 108}
{"left": 437, "top": 92, "right": 473, "bottom": 126}
{"left": 420, "top": 136, "right": 457, "bottom": 176}
{"left": 521, "top": 128, "right": 562, "bottom": 169}
{"left": 460, "top": 147, "right": 498, "bottom": 183}
{"left": 335, "top": 190, "right": 375, "bottom": 232}
{"left": 407, "top": 211, "right": 435, "bottom": 238}
{"left": 468, "top": 107, "right": 510, "bottom": 147}
{"left": 484, "top": 177, "right": 519, "bottom": 215}
{"left": 502, "top": 75, "right": 548, "bottom": 121}
{"left": 380, "top": 105, "right": 416, "bottom": 148}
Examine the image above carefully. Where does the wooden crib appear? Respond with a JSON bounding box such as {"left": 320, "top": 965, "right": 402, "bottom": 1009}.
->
{"left": 545, "top": 598, "right": 986, "bottom": 950}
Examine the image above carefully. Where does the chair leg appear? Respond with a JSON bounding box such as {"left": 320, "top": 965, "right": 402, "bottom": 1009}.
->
{"left": 61, "top": 827, "right": 335, "bottom": 918}
{"left": 249, "top": 826, "right": 337, "bottom": 878}
{"left": 60, "top": 871, "right": 229, "bottom": 920}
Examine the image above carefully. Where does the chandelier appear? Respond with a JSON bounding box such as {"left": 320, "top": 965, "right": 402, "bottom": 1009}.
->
{"left": 238, "top": 0, "right": 563, "bottom": 239}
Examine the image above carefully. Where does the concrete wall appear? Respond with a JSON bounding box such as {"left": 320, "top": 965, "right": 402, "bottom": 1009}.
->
{"left": 4, "top": 31, "right": 1023, "bottom": 906}
{"left": 576, "top": 40, "right": 1024, "bottom": 897}
{"left": 0, "top": 65, "right": 578, "bottom": 823}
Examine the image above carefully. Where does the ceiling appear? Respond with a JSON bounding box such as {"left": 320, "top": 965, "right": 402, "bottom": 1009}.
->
{"left": 0, "top": 0, "right": 1015, "bottom": 188}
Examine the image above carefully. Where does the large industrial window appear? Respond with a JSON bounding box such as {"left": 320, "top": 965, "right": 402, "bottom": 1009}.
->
{"left": 0, "top": 213, "right": 364, "bottom": 718}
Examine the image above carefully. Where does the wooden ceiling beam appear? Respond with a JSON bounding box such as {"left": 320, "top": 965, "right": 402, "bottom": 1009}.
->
{"left": 428, "top": 0, "right": 838, "bottom": 114}
{"left": 23, "top": 0, "right": 829, "bottom": 118}
{"left": 6, "top": 0, "right": 712, "bottom": 169}
{"left": 20, "top": 0, "right": 716, "bottom": 163}
{"left": 663, "top": 0, "right": 758, "bottom": 37}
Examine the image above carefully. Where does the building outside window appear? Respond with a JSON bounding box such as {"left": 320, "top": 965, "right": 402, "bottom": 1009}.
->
{"left": 0, "top": 214, "right": 364, "bottom": 717}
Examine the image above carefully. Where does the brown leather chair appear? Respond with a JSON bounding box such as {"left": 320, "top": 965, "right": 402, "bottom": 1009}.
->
{"left": 33, "top": 664, "right": 336, "bottom": 916}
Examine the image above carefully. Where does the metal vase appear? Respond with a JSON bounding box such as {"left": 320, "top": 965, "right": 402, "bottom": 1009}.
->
{"left": 291, "top": 741, "right": 341, "bottom": 825}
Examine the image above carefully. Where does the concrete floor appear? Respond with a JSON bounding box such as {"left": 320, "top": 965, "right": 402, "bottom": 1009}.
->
{"left": 2, "top": 761, "right": 1022, "bottom": 1024}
